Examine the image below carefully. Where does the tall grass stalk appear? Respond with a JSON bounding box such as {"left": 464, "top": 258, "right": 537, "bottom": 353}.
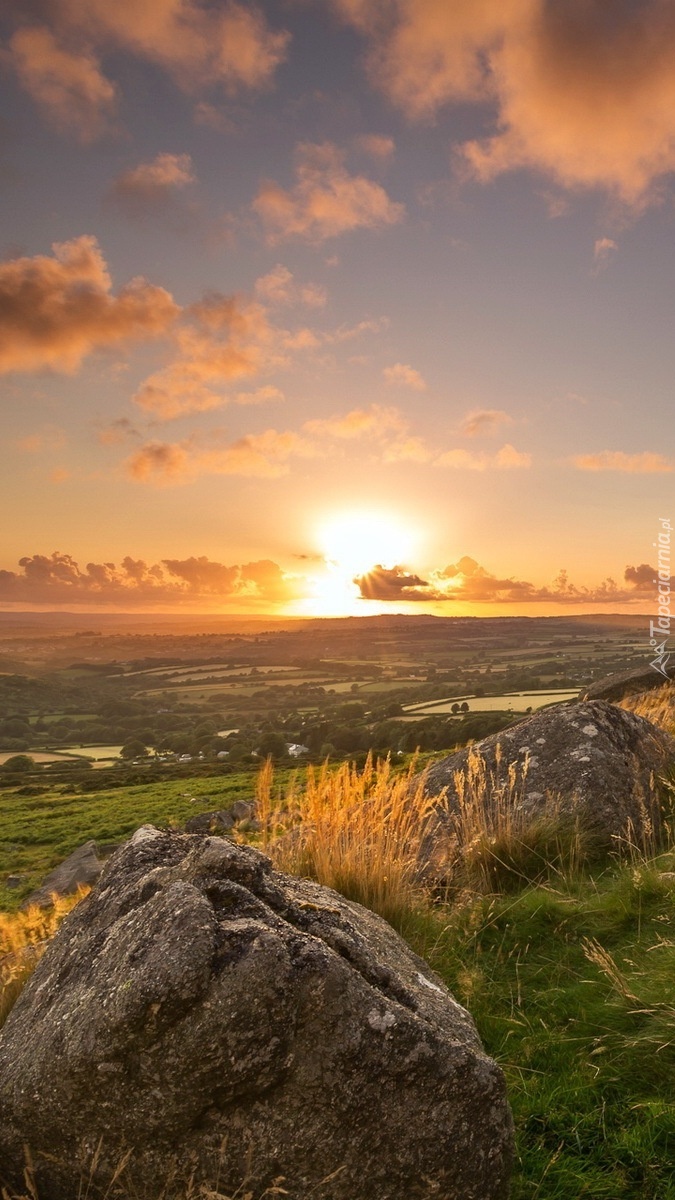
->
{"left": 620, "top": 680, "right": 675, "bottom": 734}
{"left": 436, "top": 746, "right": 589, "bottom": 892}
{"left": 259, "top": 753, "right": 435, "bottom": 931}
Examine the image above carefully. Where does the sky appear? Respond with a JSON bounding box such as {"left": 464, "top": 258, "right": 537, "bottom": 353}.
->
{"left": 1, "top": 0, "right": 674, "bottom": 617}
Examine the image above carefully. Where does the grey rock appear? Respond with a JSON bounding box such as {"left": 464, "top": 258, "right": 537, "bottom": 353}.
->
{"left": 183, "top": 809, "right": 234, "bottom": 834}
{"left": 421, "top": 700, "right": 674, "bottom": 865}
{"left": 230, "top": 798, "right": 255, "bottom": 822}
{"left": 580, "top": 664, "right": 674, "bottom": 703}
{"left": 4, "top": 875, "right": 27, "bottom": 890}
{"left": 0, "top": 830, "right": 513, "bottom": 1200}
{"left": 21, "top": 840, "right": 103, "bottom": 909}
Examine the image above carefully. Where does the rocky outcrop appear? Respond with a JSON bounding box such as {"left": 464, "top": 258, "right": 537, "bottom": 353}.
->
{"left": 0, "top": 828, "right": 513, "bottom": 1200}
{"left": 421, "top": 700, "right": 674, "bottom": 862}
{"left": 21, "top": 840, "right": 103, "bottom": 909}
{"left": 580, "top": 665, "right": 675, "bottom": 703}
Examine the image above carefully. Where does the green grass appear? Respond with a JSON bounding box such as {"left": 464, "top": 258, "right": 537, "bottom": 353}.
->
{"left": 0, "top": 770, "right": 275, "bottom": 910}
{"left": 402, "top": 860, "right": 675, "bottom": 1199}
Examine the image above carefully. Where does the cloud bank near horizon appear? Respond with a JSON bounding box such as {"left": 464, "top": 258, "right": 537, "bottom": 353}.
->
{"left": 0, "top": 550, "right": 668, "bottom": 611}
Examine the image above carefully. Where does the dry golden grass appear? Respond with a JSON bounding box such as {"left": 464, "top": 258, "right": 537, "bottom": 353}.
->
{"left": 258, "top": 748, "right": 593, "bottom": 917}
{"left": 619, "top": 680, "right": 675, "bottom": 734}
{"left": 258, "top": 753, "right": 436, "bottom": 929}
{"left": 1, "top": 1137, "right": 324, "bottom": 1199}
{"left": 0, "top": 890, "right": 88, "bottom": 1029}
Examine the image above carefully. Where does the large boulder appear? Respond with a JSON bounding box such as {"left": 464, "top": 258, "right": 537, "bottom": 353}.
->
{"left": 421, "top": 700, "right": 674, "bottom": 863}
{"left": 580, "top": 664, "right": 675, "bottom": 703}
{"left": 0, "top": 828, "right": 513, "bottom": 1200}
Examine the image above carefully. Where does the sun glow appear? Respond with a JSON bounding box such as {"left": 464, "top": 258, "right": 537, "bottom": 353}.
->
{"left": 302, "top": 510, "right": 420, "bottom": 616}
{"left": 320, "top": 511, "right": 417, "bottom": 576}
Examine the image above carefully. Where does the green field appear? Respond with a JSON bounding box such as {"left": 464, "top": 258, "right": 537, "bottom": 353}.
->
{"left": 0, "top": 770, "right": 266, "bottom": 910}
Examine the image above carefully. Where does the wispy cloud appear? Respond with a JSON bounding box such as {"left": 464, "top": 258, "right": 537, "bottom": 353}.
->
{"left": 460, "top": 408, "right": 513, "bottom": 437}
{"left": 16, "top": 426, "right": 67, "bottom": 454}
{"left": 436, "top": 443, "right": 531, "bottom": 470}
{"left": 9, "top": 26, "right": 117, "bottom": 142}
{"left": 254, "top": 265, "right": 327, "bottom": 308}
{"left": 109, "top": 153, "right": 196, "bottom": 216}
{"left": 252, "top": 142, "right": 405, "bottom": 243}
{"left": 573, "top": 450, "right": 673, "bottom": 473}
{"left": 354, "top": 133, "right": 395, "bottom": 160}
{"left": 383, "top": 362, "right": 426, "bottom": 390}
{"left": 126, "top": 428, "right": 318, "bottom": 484}
{"left": 8, "top": 2, "right": 290, "bottom": 143}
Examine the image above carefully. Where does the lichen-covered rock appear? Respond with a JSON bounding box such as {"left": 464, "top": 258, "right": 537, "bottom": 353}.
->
{"left": 422, "top": 700, "right": 674, "bottom": 860}
{"left": 0, "top": 828, "right": 513, "bottom": 1200}
{"left": 581, "top": 664, "right": 674, "bottom": 703}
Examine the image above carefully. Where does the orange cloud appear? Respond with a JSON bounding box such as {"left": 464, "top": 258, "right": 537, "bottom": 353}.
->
{"left": 573, "top": 451, "right": 673, "bottom": 473}
{"left": 355, "top": 554, "right": 660, "bottom": 606}
{"left": 133, "top": 295, "right": 281, "bottom": 418}
{"left": 6, "top": 4, "right": 288, "bottom": 141}
{"left": 97, "top": 417, "right": 141, "bottom": 446}
{"left": 235, "top": 385, "right": 285, "bottom": 405}
{"left": 338, "top": 0, "right": 675, "bottom": 205}
{"left": 355, "top": 133, "right": 396, "bottom": 159}
{"left": 132, "top": 285, "right": 385, "bottom": 421}
{"left": 593, "top": 237, "right": 618, "bottom": 264}
{"left": 304, "top": 404, "right": 406, "bottom": 440}
{"left": 381, "top": 436, "right": 429, "bottom": 463}
{"left": 435, "top": 443, "right": 530, "bottom": 470}
{"left": 0, "top": 550, "right": 302, "bottom": 606}
{"left": 9, "top": 26, "right": 117, "bottom": 142}
{"left": 252, "top": 142, "right": 405, "bottom": 243}
{"left": 124, "top": 441, "right": 191, "bottom": 483}
{"left": 383, "top": 362, "right": 427, "bottom": 390}
{"left": 17, "top": 426, "right": 67, "bottom": 454}
{"left": 87, "top": 0, "right": 289, "bottom": 92}
{"left": 0, "top": 236, "right": 178, "bottom": 374}
{"left": 254, "top": 265, "right": 327, "bottom": 309}
{"left": 460, "top": 408, "right": 513, "bottom": 437}
{"left": 495, "top": 443, "right": 531, "bottom": 468}
{"left": 435, "top": 447, "right": 487, "bottom": 470}
{"left": 125, "top": 428, "right": 317, "bottom": 484}
{"left": 110, "top": 153, "right": 196, "bottom": 214}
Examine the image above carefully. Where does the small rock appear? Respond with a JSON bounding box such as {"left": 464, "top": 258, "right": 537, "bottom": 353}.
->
{"left": 184, "top": 810, "right": 234, "bottom": 835}
{"left": 230, "top": 799, "right": 255, "bottom": 822}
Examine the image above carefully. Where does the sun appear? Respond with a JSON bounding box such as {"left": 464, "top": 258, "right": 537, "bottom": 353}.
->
{"left": 301, "top": 509, "right": 420, "bottom": 616}
{"left": 319, "top": 511, "right": 417, "bottom": 576}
